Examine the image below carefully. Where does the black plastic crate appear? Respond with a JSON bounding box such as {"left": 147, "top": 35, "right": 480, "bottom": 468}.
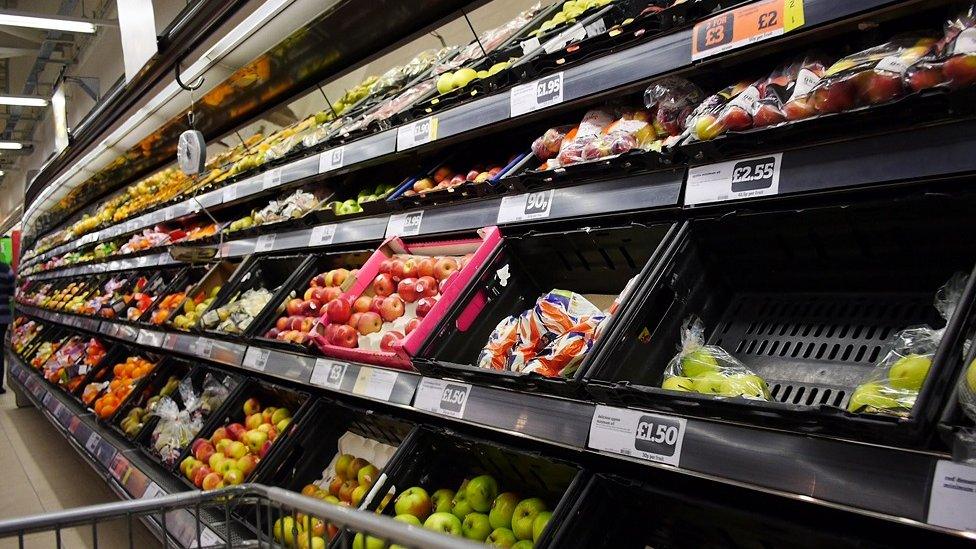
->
{"left": 550, "top": 473, "right": 972, "bottom": 548}
{"left": 358, "top": 425, "right": 587, "bottom": 548}
{"left": 109, "top": 357, "right": 193, "bottom": 441}
{"left": 166, "top": 259, "right": 246, "bottom": 332}
{"left": 196, "top": 254, "right": 306, "bottom": 341}
{"left": 418, "top": 223, "right": 676, "bottom": 397}
{"left": 175, "top": 378, "right": 313, "bottom": 486}
{"left": 138, "top": 264, "right": 210, "bottom": 326}
{"left": 82, "top": 346, "right": 166, "bottom": 421}
{"left": 585, "top": 195, "right": 976, "bottom": 446}
{"left": 111, "top": 266, "right": 184, "bottom": 325}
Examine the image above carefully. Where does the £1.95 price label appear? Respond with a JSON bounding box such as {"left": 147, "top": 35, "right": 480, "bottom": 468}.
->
{"left": 685, "top": 153, "right": 782, "bottom": 206}
{"left": 588, "top": 405, "right": 686, "bottom": 466}
{"left": 414, "top": 377, "right": 472, "bottom": 419}
{"left": 510, "top": 72, "right": 564, "bottom": 117}
{"left": 692, "top": 0, "right": 804, "bottom": 60}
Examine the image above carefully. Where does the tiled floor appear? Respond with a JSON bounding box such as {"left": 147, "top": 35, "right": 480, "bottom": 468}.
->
{"left": 0, "top": 385, "right": 160, "bottom": 548}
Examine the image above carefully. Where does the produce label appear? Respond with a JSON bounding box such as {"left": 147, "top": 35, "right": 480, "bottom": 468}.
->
{"left": 588, "top": 405, "right": 686, "bottom": 466}
{"left": 137, "top": 329, "right": 163, "bottom": 347}
{"left": 262, "top": 168, "right": 282, "bottom": 190}
{"left": 310, "top": 358, "right": 347, "bottom": 390}
{"left": 685, "top": 152, "right": 782, "bottom": 206}
{"left": 222, "top": 184, "right": 238, "bottom": 203}
{"left": 242, "top": 347, "right": 270, "bottom": 372}
{"left": 543, "top": 22, "right": 585, "bottom": 54}
{"left": 385, "top": 211, "right": 424, "bottom": 238}
{"left": 85, "top": 432, "right": 102, "bottom": 454}
{"left": 309, "top": 224, "right": 337, "bottom": 247}
{"left": 414, "top": 377, "right": 472, "bottom": 419}
{"left": 140, "top": 482, "right": 166, "bottom": 499}
{"left": 511, "top": 72, "right": 564, "bottom": 117}
{"left": 318, "top": 146, "right": 345, "bottom": 173}
{"left": 194, "top": 337, "right": 214, "bottom": 360}
{"left": 692, "top": 0, "right": 804, "bottom": 60}
{"left": 928, "top": 460, "right": 976, "bottom": 531}
{"left": 255, "top": 233, "right": 277, "bottom": 253}
{"left": 497, "top": 189, "right": 555, "bottom": 223}
{"left": 397, "top": 117, "right": 438, "bottom": 150}
{"left": 352, "top": 367, "right": 398, "bottom": 401}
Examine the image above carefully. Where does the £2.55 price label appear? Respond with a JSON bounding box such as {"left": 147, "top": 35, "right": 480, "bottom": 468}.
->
{"left": 588, "top": 405, "right": 686, "bottom": 466}
{"left": 385, "top": 211, "right": 423, "bottom": 238}
{"left": 310, "top": 358, "right": 347, "bottom": 390}
{"left": 510, "top": 72, "right": 564, "bottom": 117}
{"left": 685, "top": 153, "right": 782, "bottom": 206}
{"left": 397, "top": 117, "right": 438, "bottom": 150}
{"left": 497, "top": 189, "right": 554, "bottom": 223}
{"left": 692, "top": 0, "right": 804, "bottom": 60}
{"left": 318, "top": 146, "right": 345, "bottom": 174}
{"left": 414, "top": 377, "right": 472, "bottom": 419}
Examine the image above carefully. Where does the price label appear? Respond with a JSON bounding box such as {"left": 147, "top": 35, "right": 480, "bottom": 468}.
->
{"left": 255, "top": 234, "right": 277, "bottom": 253}
{"left": 414, "top": 377, "right": 472, "bottom": 418}
{"left": 497, "top": 190, "right": 554, "bottom": 223}
{"left": 242, "top": 347, "right": 270, "bottom": 372}
{"left": 588, "top": 405, "right": 685, "bottom": 466}
{"left": 543, "top": 22, "right": 586, "bottom": 53}
{"left": 219, "top": 242, "right": 232, "bottom": 258}
{"left": 928, "top": 460, "right": 976, "bottom": 531}
{"left": 520, "top": 36, "right": 541, "bottom": 55}
{"left": 385, "top": 211, "right": 424, "bottom": 238}
{"left": 262, "top": 168, "right": 283, "bottom": 190}
{"left": 141, "top": 482, "right": 166, "bottom": 499}
{"left": 685, "top": 153, "right": 782, "bottom": 206}
{"left": 137, "top": 329, "right": 163, "bottom": 347}
{"left": 692, "top": 0, "right": 804, "bottom": 60}
{"left": 318, "top": 147, "right": 345, "bottom": 173}
{"left": 85, "top": 432, "right": 102, "bottom": 454}
{"left": 309, "top": 224, "right": 337, "bottom": 247}
{"left": 195, "top": 338, "right": 214, "bottom": 359}
{"left": 352, "top": 367, "right": 398, "bottom": 401}
{"left": 584, "top": 17, "right": 606, "bottom": 38}
{"left": 396, "top": 117, "right": 438, "bottom": 150}
{"left": 510, "top": 72, "right": 564, "bottom": 117}
{"left": 187, "top": 200, "right": 202, "bottom": 214}
{"left": 223, "top": 185, "right": 239, "bottom": 203}
{"left": 310, "top": 358, "right": 347, "bottom": 390}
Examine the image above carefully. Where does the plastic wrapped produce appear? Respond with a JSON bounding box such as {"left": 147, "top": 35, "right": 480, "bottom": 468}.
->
{"left": 849, "top": 273, "right": 966, "bottom": 415}
{"left": 687, "top": 80, "right": 757, "bottom": 141}
{"left": 150, "top": 396, "right": 201, "bottom": 466}
{"left": 661, "top": 317, "right": 770, "bottom": 400}
{"left": 531, "top": 125, "right": 574, "bottom": 161}
{"left": 554, "top": 108, "right": 615, "bottom": 167}
{"left": 905, "top": 5, "right": 976, "bottom": 91}
{"left": 755, "top": 55, "right": 829, "bottom": 125}
{"left": 643, "top": 77, "right": 704, "bottom": 141}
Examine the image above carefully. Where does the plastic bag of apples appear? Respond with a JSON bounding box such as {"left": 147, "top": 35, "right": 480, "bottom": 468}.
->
{"left": 906, "top": 4, "right": 976, "bottom": 92}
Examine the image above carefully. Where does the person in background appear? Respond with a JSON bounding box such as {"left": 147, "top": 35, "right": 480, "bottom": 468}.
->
{"left": 0, "top": 262, "right": 12, "bottom": 394}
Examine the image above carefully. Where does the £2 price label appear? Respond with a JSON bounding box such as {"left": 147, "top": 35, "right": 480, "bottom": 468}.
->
{"left": 414, "top": 377, "right": 472, "bottom": 419}
{"left": 510, "top": 72, "right": 564, "bottom": 117}
{"left": 588, "top": 405, "right": 686, "bottom": 466}
{"left": 692, "top": 0, "right": 804, "bottom": 60}
{"left": 685, "top": 153, "right": 782, "bottom": 206}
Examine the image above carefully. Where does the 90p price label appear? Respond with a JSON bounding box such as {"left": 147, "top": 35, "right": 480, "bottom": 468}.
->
{"left": 510, "top": 72, "right": 564, "bottom": 117}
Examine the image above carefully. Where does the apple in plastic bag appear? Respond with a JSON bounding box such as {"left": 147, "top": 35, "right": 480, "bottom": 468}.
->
{"left": 888, "top": 353, "right": 932, "bottom": 390}
{"left": 813, "top": 79, "right": 856, "bottom": 113}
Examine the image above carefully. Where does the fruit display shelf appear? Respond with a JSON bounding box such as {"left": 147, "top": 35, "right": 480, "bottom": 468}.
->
{"left": 20, "top": 0, "right": 916, "bottom": 274}
{"left": 12, "top": 306, "right": 976, "bottom": 539}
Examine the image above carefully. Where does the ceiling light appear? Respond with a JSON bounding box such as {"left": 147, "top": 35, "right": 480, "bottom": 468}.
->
{"left": 0, "top": 12, "right": 96, "bottom": 34}
{"left": 0, "top": 95, "right": 46, "bottom": 107}
{"left": 0, "top": 171, "right": 6, "bottom": 176}
{"left": 0, "top": 142, "right": 24, "bottom": 150}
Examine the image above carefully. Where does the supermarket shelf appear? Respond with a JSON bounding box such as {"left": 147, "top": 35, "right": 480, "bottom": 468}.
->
{"left": 14, "top": 306, "right": 969, "bottom": 535}
{"left": 22, "top": 0, "right": 907, "bottom": 269}
{"left": 6, "top": 356, "right": 228, "bottom": 548}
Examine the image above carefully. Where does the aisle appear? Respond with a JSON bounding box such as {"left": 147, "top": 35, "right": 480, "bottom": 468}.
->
{"left": 0, "top": 389, "right": 159, "bottom": 548}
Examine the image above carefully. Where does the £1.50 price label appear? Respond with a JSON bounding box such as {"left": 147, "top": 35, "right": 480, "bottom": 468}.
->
{"left": 414, "top": 377, "right": 472, "bottom": 419}
{"left": 497, "top": 189, "right": 554, "bottom": 223}
{"left": 397, "top": 117, "right": 438, "bottom": 150}
{"left": 588, "top": 405, "right": 686, "bottom": 466}
{"left": 510, "top": 72, "right": 564, "bottom": 117}
{"left": 685, "top": 153, "right": 782, "bottom": 206}
{"left": 692, "top": 0, "right": 804, "bottom": 60}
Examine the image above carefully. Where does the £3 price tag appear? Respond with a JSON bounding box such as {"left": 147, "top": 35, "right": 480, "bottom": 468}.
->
{"left": 308, "top": 224, "right": 337, "bottom": 247}
{"left": 318, "top": 147, "right": 345, "bottom": 173}
{"left": 692, "top": 0, "right": 805, "bottom": 60}
{"left": 414, "top": 377, "right": 472, "bottom": 419}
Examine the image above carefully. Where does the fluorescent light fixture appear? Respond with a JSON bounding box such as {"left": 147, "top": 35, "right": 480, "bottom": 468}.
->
{"left": 0, "top": 95, "right": 46, "bottom": 107}
{"left": 0, "top": 142, "right": 24, "bottom": 150}
{"left": 0, "top": 171, "right": 6, "bottom": 176}
{"left": 0, "top": 12, "right": 96, "bottom": 34}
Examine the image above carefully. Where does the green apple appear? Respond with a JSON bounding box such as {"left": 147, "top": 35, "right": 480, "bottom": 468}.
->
{"left": 489, "top": 492, "right": 520, "bottom": 529}
{"left": 888, "top": 354, "right": 932, "bottom": 390}
{"left": 273, "top": 517, "right": 297, "bottom": 546}
{"left": 511, "top": 498, "right": 547, "bottom": 540}
{"left": 691, "top": 371, "right": 727, "bottom": 395}
{"left": 661, "top": 376, "right": 694, "bottom": 392}
{"left": 531, "top": 511, "right": 552, "bottom": 541}
{"left": 436, "top": 73, "right": 455, "bottom": 95}
{"left": 352, "top": 532, "right": 387, "bottom": 549}
{"left": 462, "top": 512, "right": 492, "bottom": 541}
{"left": 394, "top": 514, "right": 421, "bottom": 527}
{"left": 466, "top": 475, "right": 498, "bottom": 512}
{"left": 722, "top": 374, "right": 769, "bottom": 398}
{"left": 968, "top": 358, "right": 976, "bottom": 392}
{"left": 452, "top": 488, "right": 474, "bottom": 519}
{"left": 452, "top": 68, "right": 479, "bottom": 90}
{"left": 847, "top": 382, "right": 903, "bottom": 413}
{"left": 394, "top": 487, "right": 432, "bottom": 521}
{"left": 488, "top": 62, "right": 510, "bottom": 76}
{"left": 423, "top": 512, "right": 463, "bottom": 536}
{"left": 681, "top": 348, "right": 719, "bottom": 377}
{"left": 487, "top": 527, "right": 518, "bottom": 547}
{"left": 512, "top": 541, "right": 534, "bottom": 549}
{"left": 431, "top": 489, "right": 454, "bottom": 513}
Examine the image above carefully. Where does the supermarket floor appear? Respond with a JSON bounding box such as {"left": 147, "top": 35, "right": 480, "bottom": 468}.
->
{"left": 0, "top": 388, "right": 159, "bottom": 548}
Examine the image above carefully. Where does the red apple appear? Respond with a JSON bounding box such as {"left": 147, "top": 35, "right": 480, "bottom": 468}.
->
{"left": 752, "top": 104, "right": 785, "bottom": 127}
{"left": 720, "top": 106, "right": 752, "bottom": 131}
{"left": 416, "top": 297, "right": 437, "bottom": 318}
{"left": 783, "top": 98, "right": 816, "bottom": 120}
{"left": 286, "top": 298, "right": 303, "bottom": 316}
{"left": 193, "top": 465, "right": 213, "bottom": 488}
{"left": 370, "top": 296, "right": 385, "bottom": 315}
{"left": 380, "top": 331, "right": 404, "bottom": 352}
{"left": 303, "top": 288, "right": 315, "bottom": 301}
{"left": 859, "top": 72, "right": 903, "bottom": 104}
{"left": 194, "top": 440, "right": 216, "bottom": 462}
{"left": 332, "top": 324, "right": 359, "bottom": 348}
{"left": 353, "top": 295, "right": 372, "bottom": 313}
{"left": 259, "top": 440, "right": 272, "bottom": 458}
{"left": 329, "top": 477, "right": 344, "bottom": 497}
{"left": 433, "top": 166, "right": 453, "bottom": 183}
{"left": 299, "top": 300, "right": 317, "bottom": 316}
{"left": 488, "top": 166, "right": 502, "bottom": 177}
{"left": 909, "top": 67, "right": 944, "bottom": 91}
{"left": 290, "top": 316, "right": 305, "bottom": 331}
{"left": 405, "top": 318, "right": 420, "bottom": 335}
{"left": 226, "top": 423, "right": 247, "bottom": 441}
{"left": 439, "top": 271, "right": 458, "bottom": 293}
{"left": 324, "top": 323, "right": 340, "bottom": 344}
{"left": 416, "top": 276, "right": 438, "bottom": 298}
{"left": 466, "top": 170, "right": 480, "bottom": 181}
{"left": 265, "top": 328, "right": 280, "bottom": 339}
{"left": 357, "top": 312, "right": 383, "bottom": 335}
{"left": 380, "top": 295, "right": 405, "bottom": 322}
{"left": 379, "top": 260, "right": 394, "bottom": 274}
{"left": 944, "top": 54, "right": 976, "bottom": 87}
{"left": 398, "top": 278, "right": 419, "bottom": 302}
{"left": 417, "top": 258, "right": 435, "bottom": 277}
{"left": 326, "top": 298, "right": 352, "bottom": 324}
{"left": 448, "top": 174, "right": 465, "bottom": 187}
{"left": 331, "top": 269, "right": 350, "bottom": 287}
{"left": 339, "top": 480, "right": 358, "bottom": 503}
{"left": 311, "top": 274, "right": 327, "bottom": 287}
{"left": 373, "top": 274, "right": 395, "bottom": 297}
{"left": 275, "top": 317, "right": 289, "bottom": 331}
{"left": 311, "top": 287, "right": 330, "bottom": 305}
{"left": 347, "top": 312, "right": 363, "bottom": 329}
{"left": 211, "top": 427, "right": 230, "bottom": 445}
{"left": 432, "top": 257, "right": 459, "bottom": 281}
{"left": 813, "top": 79, "right": 855, "bottom": 113}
